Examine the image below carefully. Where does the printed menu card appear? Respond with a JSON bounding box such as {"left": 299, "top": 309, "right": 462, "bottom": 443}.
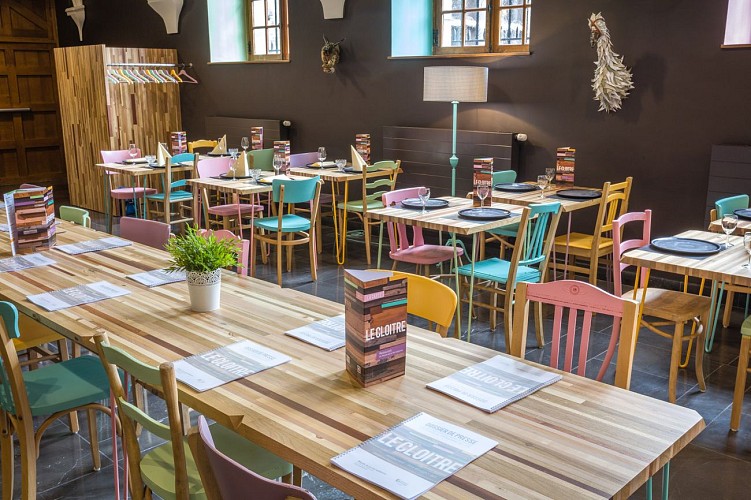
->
{"left": 55, "top": 237, "right": 132, "bottom": 255}
{"left": 127, "top": 269, "right": 186, "bottom": 287}
{"left": 332, "top": 412, "right": 497, "bottom": 499}
{"left": 284, "top": 314, "right": 345, "bottom": 351}
{"left": 0, "top": 253, "right": 56, "bottom": 273}
{"left": 427, "top": 355, "right": 561, "bottom": 413}
{"left": 27, "top": 280, "right": 131, "bottom": 312}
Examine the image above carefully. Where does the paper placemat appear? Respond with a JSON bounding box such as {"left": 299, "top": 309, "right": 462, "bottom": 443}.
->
{"left": 284, "top": 314, "right": 345, "bottom": 351}
{"left": 127, "top": 269, "right": 186, "bottom": 287}
{"left": 28, "top": 280, "right": 131, "bottom": 311}
{"left": 0, "top": 253, "right": 56, "bottom": 273}
{"left": 55, "top": 237, "right": 132, "bottom": 255}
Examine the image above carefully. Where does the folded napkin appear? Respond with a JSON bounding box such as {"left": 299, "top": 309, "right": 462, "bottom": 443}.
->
{"left": 157, "top": 142, "right": 172, "bottom": 167}
{"left": 210, "top": 135, "right": 227, "bottom": 155}
{"left": 238, "top": 151, "right": 252, "bottom": 176}
{"left": 312, "top": 161, "right": 336, "bottom": 168}
{"left": 351, "top": 145, "right": 368, "bottom": 172}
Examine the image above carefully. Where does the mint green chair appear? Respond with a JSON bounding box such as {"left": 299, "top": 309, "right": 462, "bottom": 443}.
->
{"left": 59, "top": 205, "right": 91, "bottom": 228}
{"left": 0, "top": 302, "right": 114, "bottom": 499}
{"left": 248, "top": 148, "right": 275, "bottom": 171}
{"left": 714, "top": 194, "right": 748, "bottom": 221}
{"left": 146, "top": 153, "right": 198, "bottom": 227}
{"left": 254, "top": 176, "right": 322, "bottom": 285}
{"left": 480, "top": 169, "right": 520, "bottom": 259}
{"left": 94, "top": 333, "right": 293, "bottom": 500}
{"left": 493, "top": 169, "right": 517, "bottom": 185}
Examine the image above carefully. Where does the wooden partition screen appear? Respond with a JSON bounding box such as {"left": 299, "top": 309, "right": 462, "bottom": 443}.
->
{"left": 54, "top": 45, "right": 181, "bottom": 212}
{"left": 383, "top": 126, "right": 517, "bottom": 197}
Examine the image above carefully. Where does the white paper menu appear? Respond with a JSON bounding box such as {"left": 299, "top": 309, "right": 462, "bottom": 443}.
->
{"left": 127, "top": 269, "right": 186, "bottom": 287}
{"left": 27, "top": 280, "right": 131, "bottom": 311}
{"left": 55, "top": 237, "right": 132, "bottom": 255}
{"left": 284, "top": 314, "right": 345, "bottom": 351}
{"left": 0, "top": 253, "right": 56, "bottom": 273}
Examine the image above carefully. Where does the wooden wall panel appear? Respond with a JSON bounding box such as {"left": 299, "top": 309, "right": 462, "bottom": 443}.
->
{"left": 705, "top": 145, "right": 751, "bottom": 225}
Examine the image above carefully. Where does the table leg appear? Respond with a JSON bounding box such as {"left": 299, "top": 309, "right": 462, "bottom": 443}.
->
{"left": 130, "top": 178, "right": 140, "bottom": 219}
{"left": 330, "top": 180, "right": 342, "bottom": 262}
{"left": 250, "top": 193, "right": 258, "bottom": 277}
{"left": 104, "top": 173, "right": 112, "bottom": 234}
{"left": 563, "top": 212, "right": 572, "bottom": 280}
{"left": 452, "top": 233, "right": 462, "bottom": 338}
{"left": 706, "top": 281, "right": 724, "bottom": 352}
{"left": 466, "top": 233, "right": 478, "bottom": 342}
{"left": 336, "top": 181, "right": 350, "bottom": 265}
{"left": 142, "top": 176, "right": 149, "bottom": 219}
{"left": 377, "top": 220, "right": 384, "bottom": 269}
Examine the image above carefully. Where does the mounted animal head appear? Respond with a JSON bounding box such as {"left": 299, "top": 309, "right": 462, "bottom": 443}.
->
{"left": 589, "top": 12, "right": 609, "bottom": 47}
{"left": 321, "top": 36, "right": 344, "bottom": 74}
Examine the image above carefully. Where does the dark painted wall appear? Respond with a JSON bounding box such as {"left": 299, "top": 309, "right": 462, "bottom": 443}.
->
{"left": 55, "top": 0, "right": 751, "bottom": 235}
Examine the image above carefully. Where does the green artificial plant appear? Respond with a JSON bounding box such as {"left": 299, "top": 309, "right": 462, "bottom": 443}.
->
{"left": 165, "top": 226, "right": 239, "bottom": 273}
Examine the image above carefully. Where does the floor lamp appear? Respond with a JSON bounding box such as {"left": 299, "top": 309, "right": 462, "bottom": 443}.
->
{"left": 423, "top": 66, "right": 488, "bottom": 197}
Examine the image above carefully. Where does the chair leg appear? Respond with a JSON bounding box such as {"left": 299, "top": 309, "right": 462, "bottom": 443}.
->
{"left": 286, "top": 234, "right": 294, "bottom": 272}
{"left": 17, "top": 412, "right": 37, "bottom": 500}
{"left": 0, "top": 412, "right": 14, "bottom": 500}
{"left": 668, "top": 322, "right": 685, "bottom": 403}
{"left": 276, "top": 234, "right": 283, "bottom": 286}
{"left": 87, "top": 409, "right": 102, "bottom": 471}
{"left": 309, "top": 235, "right": 318, "bottom": 281}
{"left": 694, "top": 317, "right": 706, "bottom": 393}
{"left": 316, "top": 210, "right": 323, "bottom": 254}
{"left": 534, "top": 301, "right": 544, "bottom": 347}
{"left": 723, "top": 291, "right": 734, "bottom": 328}
{"left": 364, "top": 220, "right": 372, "bottom": 266}
{"left": 731, "top": 335, "right": 751, "bottom": 431}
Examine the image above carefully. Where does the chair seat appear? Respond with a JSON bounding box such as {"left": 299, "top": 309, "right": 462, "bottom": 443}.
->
{"left": 0, "top": 356, "right": 111, "bottom": 416}
{"left": 208, "top": 204, "right": 263, "bottom": 216}
{"left": 255, "top": 214, "right": 311, "bottom": 233}
{"left": 337, "top": 199, "right": 384, "bottom": 212}
{"left": 145, "top": 190, "right": 193, "bottom": 202}
{"left": 457, "top": 257, "right": 541, "bottom": 284}
{"left": 12, "top": 328, "right": 63, "bottom": 352}
{"left": 554, "top": 232, "right": 613, "bottom": 251}
{"left": 142, "top": 422, "right": 292, "bottom": 500}
{"left": 487, "top": 223, "right": 519, "bottom": 237}
{"left": 111, "top": 187, "right": 157, "bottom": 199}
{"left": 622, "top": 288, "right": 711, "bottom": 323}
{"left": 391, "top": 244, "right": 464, "bottom": 265}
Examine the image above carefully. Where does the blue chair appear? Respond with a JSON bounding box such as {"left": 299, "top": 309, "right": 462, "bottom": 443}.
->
{"left": 480, "top": 170, "right": 520, "bottom": 259}
{"left": 145, "top": 152, "right": 198, "bottom": 227}
{"left": 254, "top": 176, "right": 322, "bottom": 285}
{"left": 458, "top": 202, "right": 562, "bottom": 348}
{"left": 0, "top": 302, "right": 114, "bottom": 499}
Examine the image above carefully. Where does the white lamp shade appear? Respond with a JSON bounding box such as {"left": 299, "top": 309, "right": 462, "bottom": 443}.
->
{"left": 423, "top": 66, "right": 488, "bottom": 103}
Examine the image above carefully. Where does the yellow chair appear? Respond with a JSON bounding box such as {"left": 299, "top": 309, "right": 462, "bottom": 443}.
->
{"left": 391, "top": 271, "right": 457, "bottom": 337}
{"left": 187, "top": 139, "right": 218, "bottom": 153}
{"left": 552, "top": 177, "right": 632, "bottom": 285}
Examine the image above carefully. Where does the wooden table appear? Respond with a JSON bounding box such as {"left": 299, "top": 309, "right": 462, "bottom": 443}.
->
{"left": 490, "top": 184, "right": 602, "bottom": 213}
{"left": 708, "top": 217, "right": 751, "bottom": 235}
{"left": 0, "top": 221, "right": 705, "bottom": 499}
{"left": 289, "top": 166, "right": 393, "bottom": 265}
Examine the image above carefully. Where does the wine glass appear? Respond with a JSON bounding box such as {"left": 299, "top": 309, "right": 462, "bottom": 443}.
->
{"left": 744, "top": 232, "right": 751, "bottom": 268}
{"left": 128, "top": 143, "right": 138, "bottom": 160}
{"left": 273, "top": 155, "right": 283, "bottom": 177}
{"left": 241, "top": 136, "right": 250, "bottom": 152}
{"left": 722, "top": 213, "right": 739, "bottom": 247}
{"left": 335, "top": 158, "right": 347, "bottom": 172}
{"left": 317, "top": 147, "right": 327, "bottom": 165}
{"left": 537, "top": 175, "right": 549, "bottom": 199}
{"left": 228, "top": 148, "right": 239, "bottom": 160}
{"left": 228, "top": 158, "right": 237, "bottom": 180}
{"left": 418, "top": 187, "right": 431, "bottom": 214}
{"left": 545, "top": 167, "right": 555, "bottom": 187}
{"left": 477, "top": 185, "right": 490, "bottom": 208}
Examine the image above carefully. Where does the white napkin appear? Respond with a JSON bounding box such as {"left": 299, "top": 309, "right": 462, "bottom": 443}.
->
{"left": 210, "top": 135, "right": 227, "bottom": 155}
{"left": 351, "top": 145, "right": 368, "bottom": 172}
{"left": 238, "top": 151, "right": 252, "bottom": 176}
{"left": 157, "top": 142, "right": 172, "bottom": 166}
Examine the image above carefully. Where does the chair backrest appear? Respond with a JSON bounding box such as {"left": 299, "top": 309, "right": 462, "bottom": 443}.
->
{"left": 361, "top": 160, "right": 400, "bottom": 211}
{"left": 197, "top": 157, "right": 232, "bottom": 178}
{"left": 382, "top": 187, "right": 428, "bottom": 254}
{"left": 507, "top": 202, "right": 562, "bottom": 282}
{"left": 288, "top": 152, "right": 319, "bottom": 168}
{"left": 271, "top": 176, "right": 321, "bottom": 204}
{"left": 200, "top": 229, "right": 250, "bottom": 276}
{"left": 715, "top": 194, "right": 749, "bottom": 220}
{"left": 188, "top": 139, "right": 218, "bottom": 153}
{"left": 94, "top": 333, "right": 193, "bottom": 499}
{"left": 593, "top": 177, "right": 632, "bottom": 239}
{"left": 120, "top": 217, "right": 171, "bottom": 249}
{"left": 189, "top": 416, "right": 316, "bottom": 500}
{"left": 0, "top": 302, "right": 31, "bottom": 417}
{"left": 391, "top": 271, "right": 457, "bottom": 337}
{"left": 19, "top": 183, "right": 42, "bottom": 189}
{"left": 59, "top": 205, "right": 91, "bottom": 228}
{"left": 612, "top": 210, "right": 652, "bottom": 296}
{"left": 492, "top": 170, "right": 517, "bottom": 184}
{"left": 101, "top": 149, "right": 141, "bottom": 164}
{"left": 172, "top": 152, "right": 198, "bottom": 165}
{"left": 248, "top": 148, "right": 275, "bottom": 171}
{"left": 511, "top": 280, "right": 639, "bottom": 390}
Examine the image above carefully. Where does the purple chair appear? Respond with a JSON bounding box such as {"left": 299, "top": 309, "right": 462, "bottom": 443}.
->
{"left": 288, "top": 152, "right": 319, "bottom": 168}
{"left": 101, "top": 149, "right": 158, "bottom": 229}
{"left": 189, "top": 416, "right": 316, "bottom": 500}
{"left": 119, "top": 216, "right": 171, "bottom": 249}
{"left": 196, "top": 157, "right": 263, "bottom": 233}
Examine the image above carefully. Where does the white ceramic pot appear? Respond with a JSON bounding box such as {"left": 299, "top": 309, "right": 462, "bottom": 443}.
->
{"left": 186, "top": 269, "right": 222, "bottom": 312}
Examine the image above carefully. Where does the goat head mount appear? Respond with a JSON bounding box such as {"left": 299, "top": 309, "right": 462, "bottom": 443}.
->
{"left": 321, "top": 36, "right": 344, "bottom": 74}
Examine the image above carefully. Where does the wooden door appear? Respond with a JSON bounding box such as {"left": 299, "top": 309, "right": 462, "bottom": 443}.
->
{"left": 0, "top": 0, "right": 65, "bottom": 197}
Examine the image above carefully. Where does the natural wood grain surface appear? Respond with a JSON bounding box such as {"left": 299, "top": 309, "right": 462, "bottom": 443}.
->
{"left": 288, "top": 167, "right": 393, "bottom": 183}
{"left": 96, "top": 162, "right": 194, "bottom": 178}
{"left": 0, "top": 221, "right": 704, "bottom": 499}
{"left": 490, "top": 184, "right": 602, "bottom": 212}
{"left": 708, "top": 217, "right": 751, "bottom": 235}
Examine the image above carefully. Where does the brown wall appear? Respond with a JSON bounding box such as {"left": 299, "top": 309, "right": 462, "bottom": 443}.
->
{"left": 54, "top": 0, "right": 751, "bottom": 235}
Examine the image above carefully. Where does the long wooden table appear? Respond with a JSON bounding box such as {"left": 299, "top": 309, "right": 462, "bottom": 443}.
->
{"left": 0, "top": 221, "right": 705, "bottom": 499}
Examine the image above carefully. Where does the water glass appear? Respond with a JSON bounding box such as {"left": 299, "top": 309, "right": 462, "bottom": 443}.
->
{"left": 228, "top": 158, "right": 237, "bottom": 180}
{"left": 477, "top": 185, "right": 490, "bottom": 207}
{"left": 335, "top": 158, "right": 347, "bottom": 172}
{"left": 418, "top": 187, "right": 431, "bottom": 214}
{"left": 128, "top": 143, "right": 138, "bottom": 159}
{"left": 145, "top": 155, "right": 156, "bottom": 165}
{"left": 228, "top": 148, "right": 239, "bottom": 160}
{"left": 318, "top": 147, "right": 327, "bottom": 164}
{"left": 251, "top": 169, "right": 262, "bottom": 184}
{"left": 241, "top": 136, "right": 250, "bottom": 151}
{"left": 537, "top": 175, "right": 549, "bottom": 198}
{"left": 722, "top": 213, "right": 739, "bottom": 247}
{"left": 545, "top": 167, "right": 555, "bottom": 185}
{"left": 273, "top": 155, "right": 283, "bottom": 176}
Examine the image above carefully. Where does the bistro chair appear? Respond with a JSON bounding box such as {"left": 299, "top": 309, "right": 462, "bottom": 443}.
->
{"left": 289, "top": 152, "right": 319, "bottom": 167}
{"left": 187, "top": 139, "right": 218, "bottom": 153}
{"left": 0, "top": 302, "right": 115, "bottom": 500}
{"left": 480, "top": 170, "right": 519, "bottom": 260}
{"left": 381, "top": 187, "right": 463, "bottom": 275}
{"left": 289, "top": 152, "right": 336, "bottom": 254}
{"left": 120, "top": 216, "right": 171, "bottom": 250}
{"left": 145, "top": 153, "right": 198, "bottom": 228}
{"left": 59, "top": 205, "right": 91, "bottom": 228}
{"left": 254, "top": 176, "right": 322, "bottom": 286}
{"left": 101, "top": 149, "right": 158, "bottom": 229}
{"left": 247, "top": 148, "right": 275, "bottom": 171}
{"left": 731, "top": 316, "right": 751, "bottom": 431}
{"left": 608, "top": 210, "right": 708, "bottom": 402}
{"left": 199, "top": 229, "right": 250, "bottom": 276}
{"left": 391, "top": 271, "right": 457, "bottom": 337}
{"left": 459, "top": 202, "right": 562, "bottom": 348}
{"left": 552, "top": 177, "right": 632, "bottom": 286}
{"left": 94, "top": 333, "right": 293, "bottom": 500}
{"left": 337, "top": 160, "right": 400, "bottom": 265}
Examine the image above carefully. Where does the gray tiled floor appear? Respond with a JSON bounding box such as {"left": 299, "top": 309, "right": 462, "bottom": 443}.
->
{"left": 4, "top": 213, "right": 751, "bottom": 499}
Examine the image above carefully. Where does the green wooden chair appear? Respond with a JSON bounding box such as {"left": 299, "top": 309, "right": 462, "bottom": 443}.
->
{"left": 479, "top": 170, "right": 519, "bottom": 259}
{"left": 94, "top": 332, "right": 294, "bottom": 500}
{"left": 0, "top": 301, "right": 114, "bottom": 499}
{"left": 336, "top": 160, "right": 400, "bottom": 265}
{"left": 247, "top": 148, "right": 275, "bottom": 171}
{"left": 59, "top": 205, "right": 91, "bottom": 228}
{"left": 145, "top": 152, "right": 198, "bottom": 227}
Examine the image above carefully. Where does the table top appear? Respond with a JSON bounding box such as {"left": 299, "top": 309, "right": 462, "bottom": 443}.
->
{"left": 367, "top": 196, "right": 525, "bottom": 236}
{"left": 0, "top": 222, "right": 704, "bottom": 499}
{"left": 289, "top": 166, "right": 392, "bottom": 182}
{"left": 490, "top": 184, "right": 602, "bottom": 213}
{"left": 621, "top": 229, "right": 751, "bottom": 287}
{"left": 708, "top": 217, "right": 751, "bottom": 235}
{"left": 95, "top": 162, "right": 194, "bottom": 176}
{"left": 186, "top": 176, "right": 274, "bottom": 195}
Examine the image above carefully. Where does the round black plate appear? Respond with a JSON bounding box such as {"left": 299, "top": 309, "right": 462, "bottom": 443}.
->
{"left": 734, "top": 208, "right": 751, "bottom": 221}
{"left": 457, "top": 207, "right": 511, "bottom": 221}
{"left": 400, "top": 198, "right": 450, "bottom": 210}
{"left": 146, "top": 163, "right": 164, "bottom": 169}
{"left": 650, "top": 237, "right": 722, "bottom": 256}
{"left": 494, "top": 183, "right": 537, "bottom": 193}
{"left": 555, "top": 189, "right": 602, "bottom": 200}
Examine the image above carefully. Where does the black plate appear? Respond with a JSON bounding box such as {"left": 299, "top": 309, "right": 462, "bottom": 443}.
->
{"left": 555, "top": 189, "right": 602, "bottom": 200}
{"left": 734, "top": 209, "right": 751, "bottom": 221}
{"left": 221, "top": 173, "right": 253, "bottom": 179}
{"left": 400, "top": 198, "right": 450, "bottom": 210}
{"left": 650, "top": 237, "right": 722, "bottom": 256}
{"left": 146, "top": 163, "right": 164, "bottom": 169}
{"left": 457, "top": 207, "right": 511, "bottom": 221}
{"left": 207, "top": 152, "right": 230, "bottom": 157}
{"left": 340, "top": 167, "right": 354, "bottom": 173}
{"left": 494, "top": 183, "right": 537, "bottom": 192}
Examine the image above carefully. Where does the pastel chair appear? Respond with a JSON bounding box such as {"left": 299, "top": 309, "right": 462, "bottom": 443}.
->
{"left": 289, "top": 152, "right": 334, "bottom": 253}
{"left": 94, "top": 333, "right": 293, "bottom": 500}
{"left": 732, "top": 317, "right": 751, "bottom": 431}
{"left": 187, "top": 139, "right": 218, "bottom": 153}
{"left": 480, "top": 170, "right": 519, "bottom": 259}
{"left": 101, "top": 149, "right": 157, "bottom": 229}
{"left": 145, "top": 153, "right": 198, "bottom": 228}
{"left": 196, "top": 157, "right": 263, "bottom": 233}
{"left": 59, "top": 205, "right": 91, "bottom": 228}
{"left": 247, "top": 148, "right": 275, "bottom": 171}
{"left": 391, "top": 270, "right": 458, "bottom": 337}
{"left": 120, "top": 216, "right": 171, "bottom": 250}
{"left": 289, "top": 152, "right": 319, "bottom": 168}
{"left": 199, "top": 229, "right": 250, "bottom": 276}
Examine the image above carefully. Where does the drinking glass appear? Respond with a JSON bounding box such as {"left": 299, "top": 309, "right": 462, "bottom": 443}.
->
{"left": 722, "top": 213, "right": 739, "bottom": 247}
{"left": 545, "top": 167, "right": 555, "bottom": 186}
{"left": 128, "top": 143, "right": 138, "bottom": 160}
{"left": 317, "top": 147, "right": 327, "bottom": 165}
{"left": 228, "top": 158, "right": 237, "bottom": 180}
{"left": 145, "top": 155, "right": 156, "bottom": 165}
{"left": 273, "top": 155, "right": 283, "bottom": 177}
{"left": 228, "top": 148, "right": 239, "bottom": 160}
{"left": 537, "top": 175, "right": 549, "bottom": 198}
{"left": 418, "top": 187, "right": 431, "bottom": 214}
{"left": 335, "top": 158, "right": 347, "bottom": 172}
{"left": 744, "top": 232, "right": 751, "bottom": 268}
{"left": 241, "top": 136, "right": 250, "bottom": 152}
{"left": 251, "top": 169, "right": 262, "bottom": 184}
{"left": 477, "top": 185, "right": 490, "bottom": 208}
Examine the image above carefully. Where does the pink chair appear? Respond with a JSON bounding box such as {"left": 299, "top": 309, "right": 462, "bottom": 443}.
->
{"left": 189, "top": 416, "right": 316, "bottom": 500}
{"left": 119, "top": 217, "right": 171, "bottom": 249}
{"left": 381, "top": 187, "right": 464, "bottom": 275}
{"left": 511, "top": 280, "right": 640, "bottom": 390}
{"left": 101, "top": 149, "right": 157, "bottom": 229}
{"left": 199, "top": 229, "right": 250, "bottom": 276}
{"left": 288, "top": 152, "right": 319, "bottom": 168}
{"left": 196, "top": 157, "right": 263, "bottom": 233}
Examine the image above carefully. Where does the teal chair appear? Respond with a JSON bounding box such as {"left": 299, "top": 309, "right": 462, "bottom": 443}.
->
{"left": 59, "top": 205, "right": 91, "bottom": 228}
{"left": 458, "top": 202, "right": 562, "bottom": 348}
{"left": 255, "top": 176, "right": 322, "bottom": 285}
{"left": 94, "top": 332, "right": 294, "bottom": 500}
{"left": 493, "top": 169, "right": 517, "bottom": 185}
{"left": 713, "top": 194, "right": 749, "bottom": 222}
{"left": 248, "top": 148, "right": 275, "bottom": 171}
{"left": 480, "top": 170, "right": 520, "bottom": 259}
{"left": 145, "top": 152, "right": 198, "bottom": 227}
{"left": 0, "top": 302, "right": 114, "bottom": 499}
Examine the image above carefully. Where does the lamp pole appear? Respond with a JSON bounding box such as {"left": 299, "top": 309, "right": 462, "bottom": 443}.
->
{"left": 450, "top": 100, "right": 459, "bottom": 197}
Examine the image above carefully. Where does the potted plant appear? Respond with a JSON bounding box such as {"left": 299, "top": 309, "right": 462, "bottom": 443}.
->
{"left": 165, "top": 226, "right": 239, "bottom": 312}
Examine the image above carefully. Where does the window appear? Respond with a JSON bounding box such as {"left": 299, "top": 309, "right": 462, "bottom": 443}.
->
{"left": 247, "top": 0, "right": 288, "bottom": 61}
{"left": 207, "top": 0, "right": 288, "bottom": 63}
{"left": 433, "top": 0, "right": 531, "bottom": 55}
